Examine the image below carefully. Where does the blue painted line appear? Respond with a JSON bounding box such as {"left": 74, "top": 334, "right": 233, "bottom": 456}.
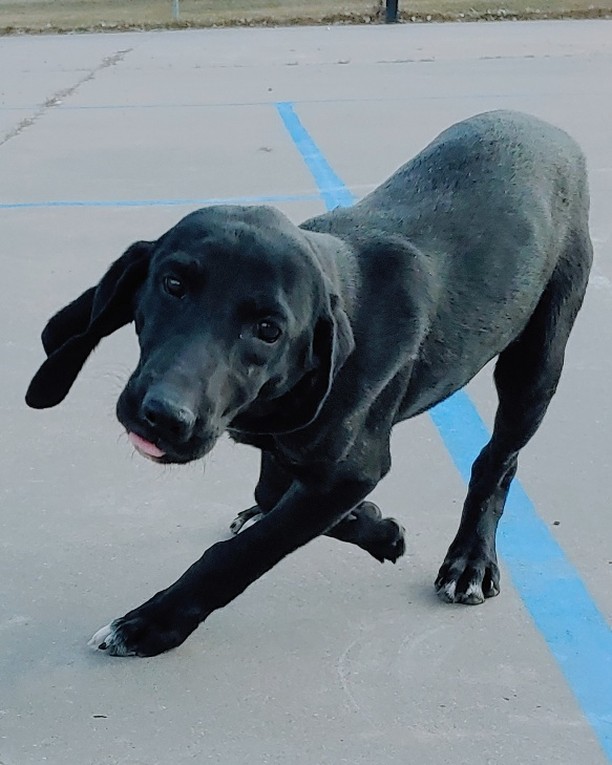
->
{"left": 431, "top": 392, "right": 612, "bottom": 758}
{"left": 276, "top": 102, "right": 355, "bottom": 210}
{"left": 277, "top": 101, "right": 612, "bottom": 760}
{"left": 0, "top": 93, "right": 558, "bottom": 114}
{"left": 0, "top": 192, "right": 320, "bottom": 211}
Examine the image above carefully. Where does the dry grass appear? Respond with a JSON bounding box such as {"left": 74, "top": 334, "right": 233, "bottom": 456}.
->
{"left": 0, "top": 0, "right": 379, "bottom": 32}
{"left": 0, "top": 0, "right": 609, "bottom": 34}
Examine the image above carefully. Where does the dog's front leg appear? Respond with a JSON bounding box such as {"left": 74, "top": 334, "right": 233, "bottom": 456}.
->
{"left": 90, "top": 478, "right": 374, "bottom": 657}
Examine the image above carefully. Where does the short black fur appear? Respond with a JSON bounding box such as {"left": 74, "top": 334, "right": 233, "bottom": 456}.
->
{"left": 26, "top": 111, "right": 593, "bottom": 656}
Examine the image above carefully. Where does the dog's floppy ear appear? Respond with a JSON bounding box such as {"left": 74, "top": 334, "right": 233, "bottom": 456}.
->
{"left": 232, "top": 288, "right": 355, "bottom": 435}
{"left": 40, "top": 286, "right": 97, "bottom": 356}
{"left": 309, "top": 291, "right": 355, "bottom": 409}
{"left": 25, "top": 240, "right": 153, "bottom": 410}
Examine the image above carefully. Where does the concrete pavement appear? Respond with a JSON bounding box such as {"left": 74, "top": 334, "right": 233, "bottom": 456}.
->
{"left": 1, "top": 20, "right": 611, "bottom": 765}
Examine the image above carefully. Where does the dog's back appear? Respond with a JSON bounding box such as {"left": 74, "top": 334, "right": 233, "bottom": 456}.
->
{"left": 306, "top": 110, "right": 589, "bottom": 264}
{"left": 302, "top": 110, "right": 592, "bottom": 415}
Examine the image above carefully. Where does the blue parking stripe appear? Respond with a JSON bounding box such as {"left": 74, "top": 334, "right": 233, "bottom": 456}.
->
{"left": 0, "top": 192, "right": 320, "bottom": 211}
{"left": 277, "top": 101, "right": 612, "bottom": 760}
{"left": 431, "top": 391, "right": 612, "bottom": 758}
{"left": 276, "top": 102, "right": 355, "bottom": 210}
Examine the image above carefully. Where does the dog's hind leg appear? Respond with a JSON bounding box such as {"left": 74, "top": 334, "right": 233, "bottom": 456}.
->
{"left": 436, "top": 238, "right": 592, "bottom": 604}
{"left": 229, "top": 505, "right": 264, "bottom": 535}
{"left": 229, "top": 452, "right": 291, "bottom": 534}
{"left": 230, "top": 452, "right": 406, "bottom": 563}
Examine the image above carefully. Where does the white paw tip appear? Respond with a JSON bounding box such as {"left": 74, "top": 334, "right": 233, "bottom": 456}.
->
{"left": 465, "top": 582, "right": 483, "bottom": 598}
{"left": 89, "top": 622, "right": 114, "bottom": 649}
{"left": 460, "top": 582, "right": 485, "bottom": 604}
{"left": 229, "top": 520, "right": 243, "bottom": 535}
{"left": 438, "top": 581, "right": 457, "bottom": 602}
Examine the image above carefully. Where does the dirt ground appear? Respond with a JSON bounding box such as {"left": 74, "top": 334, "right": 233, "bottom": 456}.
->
{"left": 0, "top": 0, "right": 610, "bottom": 34}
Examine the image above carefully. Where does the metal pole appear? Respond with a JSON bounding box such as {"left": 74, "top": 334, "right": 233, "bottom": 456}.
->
{"left": 172, "top": 0, "right": 180, "bottom": 21}
{"left": 385, "top": 0, "right": 399, "bottom": 22}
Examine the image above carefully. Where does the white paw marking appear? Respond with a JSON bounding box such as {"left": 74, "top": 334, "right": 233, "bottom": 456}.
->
{"left": 88, "top": 622, "right": 114, "bottom": 648}
{"left": 439, "top": 581, "right": 456, "bottom": 602}
{"left": 229, "top": 517, "right": 246, "bottom": 535}
{"left": 229, "top": 510, "right": 263, "bottom": 535}
{"left": 460, "top": 581, "right": 485, "bottom": 604}
{"left": 88, "top": 621, "right": 135, "bottom": 656}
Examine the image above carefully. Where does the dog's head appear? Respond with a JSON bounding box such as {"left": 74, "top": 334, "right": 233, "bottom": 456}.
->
{"left": 26, "top": 206, "right": 354, "bottom": 464}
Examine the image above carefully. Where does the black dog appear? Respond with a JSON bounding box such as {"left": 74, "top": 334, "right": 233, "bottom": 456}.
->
{"left": 26, "top": 110, "right": 592, "bottom": 657}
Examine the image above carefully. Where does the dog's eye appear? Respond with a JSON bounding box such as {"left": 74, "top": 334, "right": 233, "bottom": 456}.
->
{"left": 256, "top": 320, "right": 281, "bottom": 344}
{"left": 163, "top": 275, "right": 186, "bottom": 299}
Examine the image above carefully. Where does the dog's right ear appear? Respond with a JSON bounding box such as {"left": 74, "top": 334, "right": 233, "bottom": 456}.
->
{"left": 25, "top": 240, "right": 153, "bottom": 410}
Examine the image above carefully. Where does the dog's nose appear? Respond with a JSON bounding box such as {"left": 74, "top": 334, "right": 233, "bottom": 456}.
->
{"left": 141, "top": 392, "right": 196, "bottom": 443}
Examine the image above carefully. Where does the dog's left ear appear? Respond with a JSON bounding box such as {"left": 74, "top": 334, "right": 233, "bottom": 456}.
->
{"left": 232, "top": 288, "right": 355, "bottom": 436}
{"left": 311, "top": 292, "right": 355, "bottom": 404}
{"left": 277, "top": 289, "right": 355, "bottom": 431}
{"left": 25, "top": 240, "right": 153, "bottom": 410}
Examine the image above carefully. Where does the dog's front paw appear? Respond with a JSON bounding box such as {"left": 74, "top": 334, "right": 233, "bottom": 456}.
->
{"left": 367, "top": 517, "right": 407, "bottom": 563}
{"left": 435, "top": 547, "right": 500, "bottom": 605}
{"left": 89, "top": 604, "right": 200, "bottom": 657}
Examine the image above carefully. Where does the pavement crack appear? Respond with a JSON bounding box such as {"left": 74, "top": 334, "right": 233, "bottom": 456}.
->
{"left": 0, "top": 47, "right": 132, "bottom": 147}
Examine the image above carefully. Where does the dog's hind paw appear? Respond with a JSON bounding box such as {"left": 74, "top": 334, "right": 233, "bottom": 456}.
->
{"left": 435, "top": 550, "right": 500, "bottom": 605}
{"left": 230, "top": 505, "right": 264, "bottom": 535}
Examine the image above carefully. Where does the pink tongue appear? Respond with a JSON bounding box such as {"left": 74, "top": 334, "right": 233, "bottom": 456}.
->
{"left": 128, "top": 432, "right": 166, "bottom": 459}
